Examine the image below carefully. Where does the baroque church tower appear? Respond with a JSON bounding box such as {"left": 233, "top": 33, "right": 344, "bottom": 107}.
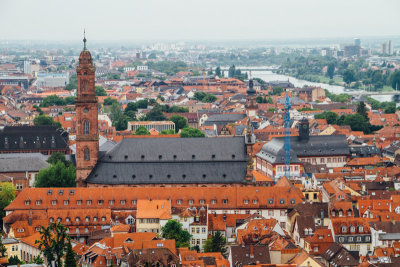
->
{"left": 245, "top": 78, "right": 257, "bottom": 118}
{"left": 75, "top": 33, "right": 98, "bottom": 187}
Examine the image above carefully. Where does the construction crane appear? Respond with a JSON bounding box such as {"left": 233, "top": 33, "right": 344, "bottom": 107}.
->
{"left": 284, "top": 94, "right": 291, "bottom": 179}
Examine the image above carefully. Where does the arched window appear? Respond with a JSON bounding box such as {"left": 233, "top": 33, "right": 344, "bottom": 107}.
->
{"left": 83, "top": 120, "right": 90, "bottom": 135}
{"left": 82, "top": 80, "right": 88, "bottom": 91}
{"left": 84, "top": 147, "right": 90, "bottom": 161}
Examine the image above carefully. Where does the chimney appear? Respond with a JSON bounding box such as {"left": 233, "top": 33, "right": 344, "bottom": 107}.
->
{"left": 250, "top": 245, "right": 254, "bottom": 258}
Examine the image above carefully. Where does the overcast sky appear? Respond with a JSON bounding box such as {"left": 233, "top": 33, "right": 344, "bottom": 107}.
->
{"left": 1, "top": 0, "right": 399, "bottom": 41}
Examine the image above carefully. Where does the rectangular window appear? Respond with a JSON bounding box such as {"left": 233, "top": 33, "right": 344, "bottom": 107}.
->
{"left": 77, "top": 200, "right": 82, "bottom": 205}
{"left": 320, "top": 158, "right": 325, "bottom": 163}
{"left": 86, "top": 200, "right": 91, "bottom": 205}
{"left": 244, "top": 199, "right": 249, "bottom": 204}
{"left": 120, "top": 200, "right": 126, "bottom": 205}
{"left": 202, "top": 227, "right": 206, "bottom": 233}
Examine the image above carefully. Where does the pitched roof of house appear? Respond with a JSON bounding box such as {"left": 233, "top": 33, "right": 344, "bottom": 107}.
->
{"left": 136, "top": 199, "right": 171, "bottom": 220}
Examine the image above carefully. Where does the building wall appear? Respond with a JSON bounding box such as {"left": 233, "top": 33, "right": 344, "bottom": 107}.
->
{"left": 20, "top": 242, "right": 41, "bottom": 264}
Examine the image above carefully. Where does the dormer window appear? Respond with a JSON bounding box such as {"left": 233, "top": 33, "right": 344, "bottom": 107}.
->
{"left": 86, "top": 200, "right": 92, "bottom": 206}
{"left": 109, "top": 200, "right": 114, "bottom": 205}
{"left": 341, "top": 226, "right": 347, "bottom": 233}
{"left": 279, "top": 199, "right": 285, "bottom": 204}
{"left": 120, "top": 200, "right": 126, "bottom": 205}
{"left": 199, "top": 199, "right": 205, "bottom": 205}
{"left": 222, "top": 199, "right": 228, "bottom": 204}
{"left": 101, "top": 217, "right": 106, "bottom": 222}
{"left": 49, "top": 218, "right": 54, "bottom": 223}
{"left": 177, "top": 199, "right": 182, "bottom": 205}
{"left": 25, "top": 200, "right": 30, "bottom": 206}
{"left": 52, "top": 200, "right": 57, "bottom": 206}
{"left": 131, "top": 200, "right": 137, "bottom": 205}
{"left": 75, "top": 217, "right": 80, "bottom": 222}
{"left": 77, "top": 200, "right": 82, "bottom": 205}
{"left": 350, "top": 226, "right": 355, "bottom": 232}
{"left": 85, "top": 217, "right": 90, "bottom": 222}
{"left": 36, "top": 200, "right": 41, "bottom": 206}
{"left": 98, "top": 200, "right": 103, "bottom": 205}
{"left": 93, "top": 217, "right": 98, "bottom": 222}
{"left": 66, "top": 217, "right": 70, "bottom": 222}
{"left": 64, "top": 200, "right": 69, "bottom": 206}
{"left": 211, "top": 199, "right": 217, "bottom": 205}
{"left": 359, "top": 225, "right": 363, "bottom": 233}
{"left": 253, "top": 199, "right": 258, "bottom": 204}
{"left": 188, "top": 199, "right": 194, "bottom": 205}
{"left": 244, "top": 199, "right": 249, "bottom": 204}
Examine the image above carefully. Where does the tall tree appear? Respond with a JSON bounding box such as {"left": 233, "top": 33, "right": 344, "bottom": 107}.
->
{"left": 95, "top": 86, "right": 107, "bottom": 96}
{"left": 203, "top": 232, "right": 227, "bottom": 258}
{"left": 169, "top": 115, "right": 188, "bottom": 133}
{"left": 46, "top": 152, "right": 71, "bottom": 166}
{"left": 356, "top": 101, "right": 368, "bottom": 120}
{"left": 35, "top": 161, "right": 76, "bottom": 187}
{"left": 0, "top": 182, "right": 16, "bottom": 225}
{"left": 64, "top": 242, "right": 77, "bottom": 267}
{"left": 390, "top": 70, "right": 400, "bottom": 90}
{"left": 215, "top": 66, "right": 221, "bottom": 77}
{"left": 180, "top": 127, "right": 205, "bottom": 138}
{"left": 161, "top": 220, "right": 191, "bottom": 248}
{"left": 343, "top": 69, "right": 356, "bottom": 85}
{"left": 33, "top": 115, "right": 62, "bottom": 128}
{"left": 228, "top": 65, "right": 236, "bottom": 78}
{"left": 36, "top": 222, "right": 70, "bottom": 267}
{"left": 327, "top": 63, "right": 335, "bottom": 79}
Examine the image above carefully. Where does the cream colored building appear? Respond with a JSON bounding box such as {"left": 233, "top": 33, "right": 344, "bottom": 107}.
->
{"left": 136, "top": 199, "right": 171, "bottom": 234}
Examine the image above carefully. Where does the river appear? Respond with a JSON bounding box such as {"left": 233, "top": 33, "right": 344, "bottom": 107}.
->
{"left": 238, "top": 70, "right": 394, "bottom": 103}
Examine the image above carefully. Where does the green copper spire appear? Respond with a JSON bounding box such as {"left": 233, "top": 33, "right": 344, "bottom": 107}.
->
{"left": 83, "top": 29, "right": 87, "bottom": 50}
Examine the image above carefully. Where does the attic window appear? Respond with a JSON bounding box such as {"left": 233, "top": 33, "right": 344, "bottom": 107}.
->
{"left": 268, "top": 199, "right": 274, "bottom": 204}
{"left": 167, "top": 174, "right": 171, "bottom": 179}
{"left": 149, "top": 174, "right": 153, "bottom": 179}
{"left": 47, "top": 190, "right": 53, "bottom": 195}
{"left": 25, "top": 200, "right": 30, "bottom": 206}
{"left": 108, "top": 155, "right": 112, "bottom": 159}
{"left": 279, "top": 199, "right": 285, "bottom": 204}
{"left": 212, "top": 154, "right": 216, "bottom": 159}
{"left": 182, "top": 174, "right": 186, "bottom": 179}
{"left": 132, "top": 175, "right": 136, "bottom": 179}
{"left": 52, "top": 200, "right": 57, "bottom": 206}
{"left": 202, "top": 174, "right": 206, "bottom": 179}
{"left": 222, "top": 174, "right": 226, "bottom": 178}
{"left": 290, "top": 199, "right": 295, "bottom": 204}
{"left": 113, "top": 174, "right": 117, "bottom": 178}
{"left": 132, "top": 200, "right": 137, "bottom": 205}
{"left": 232, "top": 154, "right": 236, "bottom": 159}
{"left": 199, "top": 199, "right": 205, "bottom": 205}
{"left": 159, "top": 155, "right": 162, "bottom": 159}
{"left": 124, "top": 155, "right": 128, "bottom": 159}
{"left": 141, "top": 155, "right": 145, "bottom": 159}
{"left": 222, "top": 199, "right": 228, "bottom": 204}
{"left": 69, "top": 190, "right": 75, "bottom": 195}
{"left": 192, "top": 155, "right": 195, "bottom": 159}
{"left": 58, "top": 190, "right": 64, "bottom": 196}
{"left": 253, "top": 199, "right": 258, "bottom": 204}
{"left": 173, "top": 155, "right": 177, "bottom": 159}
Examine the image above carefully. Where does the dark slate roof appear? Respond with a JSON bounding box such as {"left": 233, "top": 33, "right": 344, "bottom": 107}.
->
{"left": 230, "top": 245, "right": 270, "bottom": 266}
{"left": 203, "top": 114, "right": 246, "bottom": 126}
{"left": 321, "top": 242, "right": 359, "bottom": 266}
{"left": 86, "top": 137, "right": 248, "bottom": 185}
{"left": 350, "top": 145, "right": 379, "bottom": 158}
{"left": 0, "top": 126, "right": 69, "bottom": 152}
{"left": 257, "top": 135, "right": 349, "bottom": 164}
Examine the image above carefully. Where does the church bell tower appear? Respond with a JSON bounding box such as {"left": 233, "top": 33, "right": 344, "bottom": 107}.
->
{"left": 246, "top": 78, "right": 257, "bottom": 118}
{"left": 75, "top": 32, "right": 98, "bottom": 187}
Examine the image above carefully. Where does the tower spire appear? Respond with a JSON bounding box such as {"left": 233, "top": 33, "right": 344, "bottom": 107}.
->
{"left": 83, "top": 29, "right": 87, "bottom": 50}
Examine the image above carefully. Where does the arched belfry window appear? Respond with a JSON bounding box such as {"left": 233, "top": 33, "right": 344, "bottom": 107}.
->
{"left": 84, "top": 147, "right": 90, "bottom": 161}
{"left": 83, "top": 120, "right": 90, "bottom": 135}
{"left": 82, "top": 80, "right": 88, "bottom": 91}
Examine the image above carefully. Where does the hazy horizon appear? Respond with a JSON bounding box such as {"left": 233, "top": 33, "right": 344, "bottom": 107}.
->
{"left": 1, "top": 0, "right": 399, "bottom": 42}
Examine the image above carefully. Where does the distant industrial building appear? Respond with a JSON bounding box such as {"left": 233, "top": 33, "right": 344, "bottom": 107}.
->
{"left": 36, "top": 72, "right": 69, "bottom": 88}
